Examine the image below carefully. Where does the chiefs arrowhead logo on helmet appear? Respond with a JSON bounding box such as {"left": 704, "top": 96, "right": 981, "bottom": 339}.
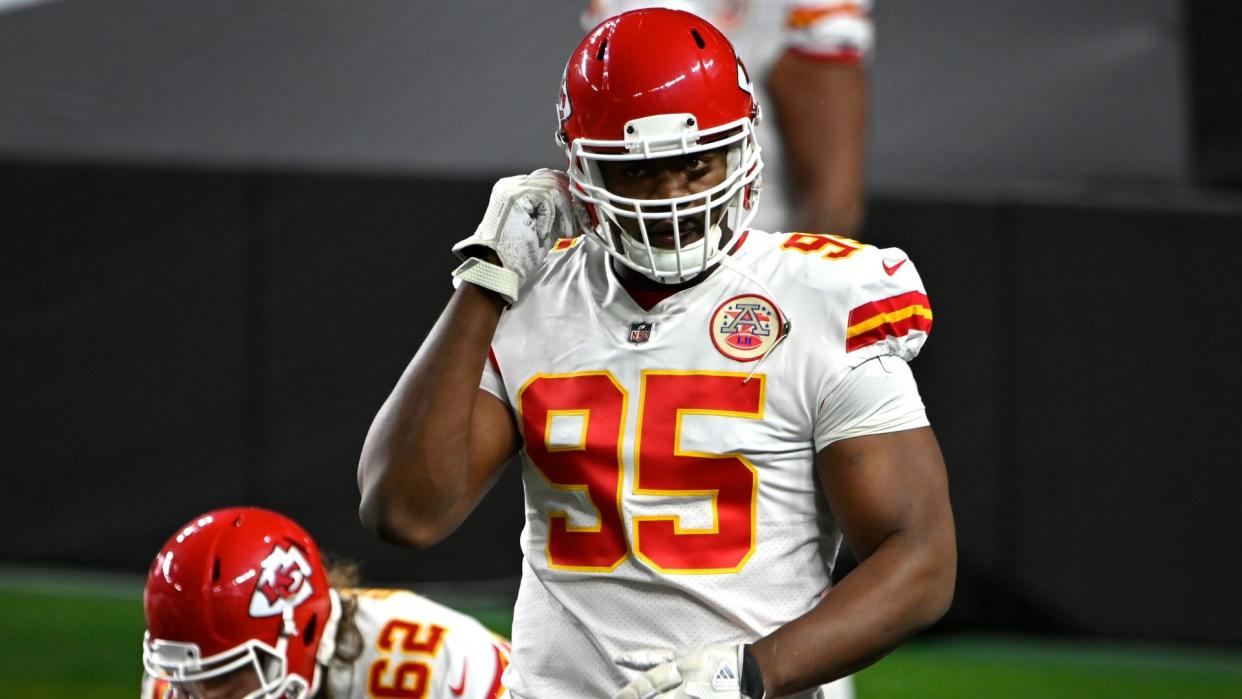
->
{"left": 248, "top": 544, "right": 315, "bottom": 618}
{"left": 737, "top": 58, "right": 753, "bottom": 95}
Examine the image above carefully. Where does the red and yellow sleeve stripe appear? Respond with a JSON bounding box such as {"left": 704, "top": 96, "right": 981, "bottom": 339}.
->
{"left": 787, "top": 3, "right": 866, "bottom": 29}
{"left": 846, "top": 291, "right": 933, "bottom": 352}
{"left": 785, "top": 3, "right": 868, "bottom": 62}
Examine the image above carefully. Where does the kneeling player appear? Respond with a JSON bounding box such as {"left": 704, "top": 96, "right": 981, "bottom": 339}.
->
{"left": 141, "top": 507, "right": 510, "bottom": 699}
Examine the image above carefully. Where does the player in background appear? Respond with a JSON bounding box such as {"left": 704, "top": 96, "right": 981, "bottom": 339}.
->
{"left": 141, "top": 507, "right": 510, "bottom": 699}
{"left": 359, "top": 8, "right": 954, "bottom": 699}
{"left": 582, "top": 0, "right": 872, "bottom": 237}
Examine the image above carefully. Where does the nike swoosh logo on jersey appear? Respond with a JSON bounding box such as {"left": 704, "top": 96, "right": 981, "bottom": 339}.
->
{"left": 882, "top": 258, "right": 907, "bottom": 276}
{"left": 450, "top": 658, "right": 468, "bottom": 696}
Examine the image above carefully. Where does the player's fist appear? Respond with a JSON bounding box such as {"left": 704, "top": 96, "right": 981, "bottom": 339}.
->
{"left": 451, "top": 168, "right": 580, "bottom": 304}
{"left": 614, "top": 643, "right": 764, "bottom": 699}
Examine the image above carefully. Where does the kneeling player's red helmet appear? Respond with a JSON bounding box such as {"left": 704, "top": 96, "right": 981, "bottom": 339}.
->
{"left": 142, "top": 508, "right": 341, "bottom": 699}
{"left": 558, "top": 8, "right": 764, "bottom": 283}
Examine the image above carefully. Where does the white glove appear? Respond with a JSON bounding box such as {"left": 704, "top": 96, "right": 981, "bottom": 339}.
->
{"left": 614, "top": 644, "right": 764, "bottom": 699}
{"left": 451, "top": 168, "right": 578, "bottom": 304}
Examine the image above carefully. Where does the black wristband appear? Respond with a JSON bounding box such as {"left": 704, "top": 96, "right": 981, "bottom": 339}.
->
{"left": 741, "top": 645, "right": 766, "bottom": 699}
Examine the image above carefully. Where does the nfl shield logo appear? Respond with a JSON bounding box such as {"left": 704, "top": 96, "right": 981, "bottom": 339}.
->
{"left": 628, "top": 322, "right": 653, "bottom": 345}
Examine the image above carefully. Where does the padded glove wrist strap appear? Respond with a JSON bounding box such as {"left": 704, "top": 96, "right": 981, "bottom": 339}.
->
{"left": 452, "top": 257, "right": 519, "bottom": 305}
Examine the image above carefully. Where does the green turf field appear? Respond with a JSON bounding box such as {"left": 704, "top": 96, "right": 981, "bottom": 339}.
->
{"left": 3, "top": 568, "right": 1240, "bottom": 698}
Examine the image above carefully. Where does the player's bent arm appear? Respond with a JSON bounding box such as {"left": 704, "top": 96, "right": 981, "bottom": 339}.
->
{"left": 360, "top": 169, "right": 573, "bottom": 548}
{"left": 749, "top": 426, "right": 956, "bottom": 695}
{"left": 766, "top": 51, "right": 867, "bottom": 236}
{"left": 358, "top": 282, "right": 519, "bottom": 549}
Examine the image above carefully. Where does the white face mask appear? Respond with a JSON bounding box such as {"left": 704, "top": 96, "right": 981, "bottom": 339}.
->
{"left": 143, "top": 592, "right": 340, "bottom": 699}
{"left": 566, "top": 113, "right": 764, "bottom": 284}
{"left": 144, "top": 634, "right": 296, "bottom": 699}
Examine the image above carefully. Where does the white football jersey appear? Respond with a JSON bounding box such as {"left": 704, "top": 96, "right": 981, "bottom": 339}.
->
{"left": 481, "top": 230, "right": 931, "bottom": 698}
{"left": 142, "top": 588, "right": 511, "bottom": 699}
{"left": 580, "top": 0, "right": 875, "bottom": 233}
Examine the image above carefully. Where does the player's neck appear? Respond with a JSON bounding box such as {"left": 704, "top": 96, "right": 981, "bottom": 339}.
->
{"left": 612, "top": 260, "right": 713, "bottom": 291}
{"left": 614, "top": 265, "right": 704, "bottom": 311}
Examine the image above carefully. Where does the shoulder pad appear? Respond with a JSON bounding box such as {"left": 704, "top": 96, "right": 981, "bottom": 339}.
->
{"left": 765, "top": 233, "right": 931, "bottom": 362}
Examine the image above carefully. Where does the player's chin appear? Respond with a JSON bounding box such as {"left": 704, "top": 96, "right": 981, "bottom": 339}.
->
{"left": 630, "top": 228, "right": 705, "bottom": 250}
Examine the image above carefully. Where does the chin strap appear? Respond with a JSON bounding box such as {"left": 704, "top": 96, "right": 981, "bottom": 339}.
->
{"left": 619, "top": 232, "right": 711, "bottom": 284}
{"left": 315, "top": 589, "right": 344, "bottom": 667}
{"left": 302, "top": 589, "right": 344, "bottom": 699}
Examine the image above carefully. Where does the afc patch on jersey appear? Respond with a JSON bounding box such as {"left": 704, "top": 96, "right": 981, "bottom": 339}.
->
{"left": 710, "top": 293, "right": 784, "bottom": 362}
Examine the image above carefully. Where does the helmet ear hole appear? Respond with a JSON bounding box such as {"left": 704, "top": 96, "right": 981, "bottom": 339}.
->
{"left": 302, "top": 613, "right": 319, "bottom": 647}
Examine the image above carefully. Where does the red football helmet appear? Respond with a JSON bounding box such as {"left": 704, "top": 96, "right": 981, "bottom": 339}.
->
{"left": 142, "top": 508, "right": 341, "bottom": 699}
{"left": 558, "top": 8, "right": 764, "bottom": 283}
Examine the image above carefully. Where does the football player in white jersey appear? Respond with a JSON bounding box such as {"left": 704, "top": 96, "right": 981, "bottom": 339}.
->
{"left": 581, "top": 0, "right": 873, "bottom": 237}
{"left": 140, "top": 507, "right": 510, "bottom": 699}
{"left": 578, "top": 6, "right": 874, "bottom": 695}
{"left": 358, "top": 8, "right": 954, "bottom": 699}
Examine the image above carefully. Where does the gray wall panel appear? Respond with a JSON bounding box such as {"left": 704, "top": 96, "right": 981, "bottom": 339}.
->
{"left": 0, "top": 1, "right": 1190, "bottom": 189}
{"left": 869, "top": 0, "right": 1188, "bottom": 188}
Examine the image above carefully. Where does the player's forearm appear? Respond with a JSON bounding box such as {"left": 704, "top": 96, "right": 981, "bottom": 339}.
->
{"left": 766, "top": 52, "right": 867, "bottom": 236}
{"left": 750, "top": 528, "right": 956, "bottom": 695}
{"left": 358, "top": 282, "right": 506, "bottom": 547}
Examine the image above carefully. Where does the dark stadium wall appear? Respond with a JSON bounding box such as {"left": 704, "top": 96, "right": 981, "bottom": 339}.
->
{"left": 0, "top": 162, "right": 526, "bottom": 585}
{"left": 871, "top": 193, "right": 1242, "bottom": 645}
{"left": 3, "top": 162, "right": 1241, "bottom": 645}
{"left": 1185, "top": 0, "right": 1242, "bottom": 188}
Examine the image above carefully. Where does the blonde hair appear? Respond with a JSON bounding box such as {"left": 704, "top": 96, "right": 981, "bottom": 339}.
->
{"left": 323, "top": 557, "right": 365, "bottom": 682}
